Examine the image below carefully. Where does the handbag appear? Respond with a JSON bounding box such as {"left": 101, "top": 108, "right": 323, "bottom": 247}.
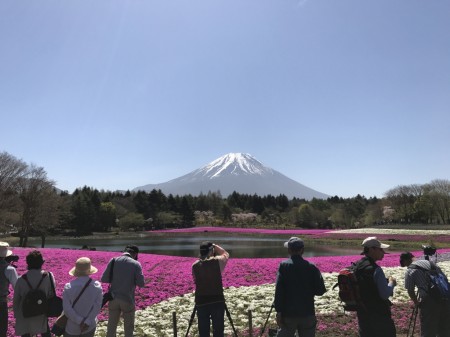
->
{"left": 51, "top": 314, "right": 68, "bottom": 336}
{"left": 51, "top": 279, "right": 92, "bottom": 336}
{"left": 47, "top": 272, "right": 63, "bottom": 317}
{"left": 102, "top": 258, "right": 115, "bottom": 307}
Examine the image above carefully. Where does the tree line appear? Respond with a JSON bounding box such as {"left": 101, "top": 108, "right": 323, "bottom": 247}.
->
{"left": 1, "top": 151, "right": 449, "bottom": 247}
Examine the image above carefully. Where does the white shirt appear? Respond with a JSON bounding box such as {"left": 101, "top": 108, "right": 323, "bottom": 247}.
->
{"left": 62, "top": 276, "right": 103, "bottom": 335}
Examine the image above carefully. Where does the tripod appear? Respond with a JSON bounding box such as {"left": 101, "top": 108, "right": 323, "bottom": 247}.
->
{"left": 407, "top": 303, "right": 419, "bottom": 337}
{"left": 184, "top": 302, "right": 238, "bottom": 337}
{"left": 185, "top": 305, "right": 197, "bottom": 337}
{"left": 259, "top": 303, "right": 275, "bottom": 337}
{"left": 225, "top": 302, "right": 238, "bottom": 337}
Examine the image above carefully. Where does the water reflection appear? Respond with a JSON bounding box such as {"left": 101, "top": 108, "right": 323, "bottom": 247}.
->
{"left": 35, "top": 234, "right": 362, "bottom": 258}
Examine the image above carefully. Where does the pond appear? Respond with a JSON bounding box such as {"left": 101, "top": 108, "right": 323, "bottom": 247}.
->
{"left": 32, "top": 233, "right": 363, "bottom": 258}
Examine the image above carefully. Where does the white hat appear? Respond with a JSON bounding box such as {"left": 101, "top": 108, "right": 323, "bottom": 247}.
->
{"left": 69, "top": 257, "right": 98, "bottom": 277}
{"left": 0, "top": 242, "right": 13, "bottom": 258}
{"left": 361, "top": 237, "right": 390, "bottom": 249}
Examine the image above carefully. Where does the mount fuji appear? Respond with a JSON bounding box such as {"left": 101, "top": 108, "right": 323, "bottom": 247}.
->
{"left": 133, "top": 153, "right": 329, "bottom": 199}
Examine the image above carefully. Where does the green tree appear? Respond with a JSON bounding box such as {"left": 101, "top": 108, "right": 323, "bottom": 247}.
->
{"left": 17, "top": 165, "right": 57, "bottom": 247}
{"left": 98, "top": 202, "right": 117, "bottom": 231}
{"left": 118, "top": 212, "right": 145, "bottom": 231}
{"left": 296, "top": 204, "right": 314, "bottom": 228}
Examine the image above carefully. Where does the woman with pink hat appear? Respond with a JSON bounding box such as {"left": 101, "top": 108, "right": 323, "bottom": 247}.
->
{"left": 62, "top": 257, "right": 103, "bottom": 337}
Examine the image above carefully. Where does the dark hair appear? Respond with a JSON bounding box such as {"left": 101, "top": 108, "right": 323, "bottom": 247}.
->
{"left": 26, "top": 250, "right": 44, "bottom": 270}
{"left": 124, "top": 244, "right": 139, "bottom": 255}
{"left": 400, "top": 252, "right": 414, "bottom": 267}
{"left": 199, "top": 241, "right": 213, "bottom": 257}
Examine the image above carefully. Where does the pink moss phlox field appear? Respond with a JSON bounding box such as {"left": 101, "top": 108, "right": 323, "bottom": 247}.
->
{"left": 6, "top": 247, "right": 450, "bottom": 337}
{"left": 151, "top": 226, "right": 332, "bottom": 235}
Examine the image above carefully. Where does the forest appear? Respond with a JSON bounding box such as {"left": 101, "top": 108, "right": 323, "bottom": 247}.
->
{"left": 1, "top": 151, "right": 449, "bottom": 247}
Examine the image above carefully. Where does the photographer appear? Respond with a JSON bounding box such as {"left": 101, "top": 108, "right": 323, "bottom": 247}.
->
{"left": 402, "top": 248, "right": 450, "bottom": 337}
{"left": 101, "top": 245, "right": 145, "bottom": 337}
{"left": 192, "top": 242, "right": 229, "bottom": 337}
{"left": 0, "top": 242, "right": 18, "bottom": 337}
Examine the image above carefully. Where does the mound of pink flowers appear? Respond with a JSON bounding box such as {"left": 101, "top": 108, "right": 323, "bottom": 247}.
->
{"left": 151, "top": 226, "right": 332, "bottom": 235}
{"left": 5, "top": 246, "right": 450, "bottom": 337}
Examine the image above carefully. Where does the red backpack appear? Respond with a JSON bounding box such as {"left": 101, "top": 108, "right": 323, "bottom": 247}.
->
{"left": 334, "top": 265, "right": 366, "bottom": 312}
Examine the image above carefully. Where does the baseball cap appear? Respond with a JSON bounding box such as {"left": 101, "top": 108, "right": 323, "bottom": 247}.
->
{"left": 283, "top": 237, "right": 304, "bottom": 250}
{"left": 361, "top": 236, "right": 390, "bottom": 255}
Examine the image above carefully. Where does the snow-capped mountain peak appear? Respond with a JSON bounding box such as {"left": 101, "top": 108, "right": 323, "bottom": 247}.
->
{"left": 133, "top": 153, "right": 329, "bottom": 199}
{"left": 195, "top": 153, "right": 273, "bottom": 179}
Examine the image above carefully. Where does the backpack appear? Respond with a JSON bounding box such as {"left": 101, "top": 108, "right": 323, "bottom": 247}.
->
{"left": 409, "top": 262, "right": 450, "bottom": 302}
{"left": 333, "top": 265, "right": 366, "bottom": 311}
{"left": 22, "top": 273, "right": 49, "bottom": 318}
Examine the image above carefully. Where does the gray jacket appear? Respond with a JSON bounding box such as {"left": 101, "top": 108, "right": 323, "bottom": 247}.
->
{"left": 101, "top": 253, "right": 145, "bottom": 305}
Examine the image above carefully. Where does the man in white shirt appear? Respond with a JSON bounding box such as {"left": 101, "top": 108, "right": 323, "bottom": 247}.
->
{"left": 0, "top": 242, "right": 18, "bottom": 337}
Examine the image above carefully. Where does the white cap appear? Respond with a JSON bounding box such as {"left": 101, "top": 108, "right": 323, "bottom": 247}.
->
{"left": 361, "top": 236, "right": 390, "bottom": 249}
{"left": 0, "top": 242, "right": 13, "bottom": 258}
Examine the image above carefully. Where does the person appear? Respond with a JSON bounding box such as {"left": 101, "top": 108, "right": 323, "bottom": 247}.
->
{"left": 354, "top": 237, "right": 396, "bottom": 337}
{"left": 401, "top": 251, "right": 450, "bottom": 337}
{"left": 101, "top": 244, "right": 145, "bottom": 337}
{"left": 192, "top": 242, "right": 229, "bottom": 337}
{"left": 63, "top": 257, "right": 103, "bottom": 337}
{"left": 0, "top": 242, "right": 18, "bottom": 337}
{"left": 274, "top": 237, "right": 326, "bottom": 337}
{"left": 13, "top": 250, "right": 53, "bottom": 337}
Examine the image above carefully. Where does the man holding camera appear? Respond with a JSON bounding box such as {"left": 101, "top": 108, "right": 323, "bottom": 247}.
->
{"left": 192, "top": 242, "right": 229, "bottom": 337}
{"left": 101, "top": 245, "right": 145, "bottom": 337}
{"left": 401, "top": 248, "right": 450, "bottom": 337}
{"left": 0, "top": 242, "right": 18, "bottom": 337}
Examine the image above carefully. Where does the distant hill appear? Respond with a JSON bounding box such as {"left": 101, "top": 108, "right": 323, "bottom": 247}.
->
{"left": 133, "top": 153, "right": 329, "bottom": 199}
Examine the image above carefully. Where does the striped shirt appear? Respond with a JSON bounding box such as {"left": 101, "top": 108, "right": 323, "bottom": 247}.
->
{"left": 404, "top": 259, "right": 446, "bottom": 300}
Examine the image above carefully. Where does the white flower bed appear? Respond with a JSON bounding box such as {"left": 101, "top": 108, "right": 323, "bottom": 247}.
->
{"left": 95, "top": 262, "right": 450, "bottom": 337}
{"left": 332, "top": 228, "right": 450, "bottom": 235}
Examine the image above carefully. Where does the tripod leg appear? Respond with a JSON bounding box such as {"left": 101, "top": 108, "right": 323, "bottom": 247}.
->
{"left": 259, "top": 304, "right": 274, "bottom": 337}
{"left": 185, "top": 306, "right": 197, "bottom": 337}
{"left": 411, "top": 305, "right": 418, "bottom": 337}
{"left": 224, "top": 303, "right": 238, "bottom": 337}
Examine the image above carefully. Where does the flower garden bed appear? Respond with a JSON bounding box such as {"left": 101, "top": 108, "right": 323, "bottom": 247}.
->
{"left": 5, "top": 227, "right": 450, "bottom": 337}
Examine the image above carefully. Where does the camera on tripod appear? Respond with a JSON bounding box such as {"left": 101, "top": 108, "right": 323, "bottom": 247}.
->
{"left": 5, "top": 254, "right": 19, "bottom": 263}
{"left": 422, "top": 245, "right": 437, "bottom": 260}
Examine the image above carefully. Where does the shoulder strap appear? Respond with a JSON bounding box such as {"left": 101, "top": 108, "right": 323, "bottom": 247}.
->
{"left": 36, "top": 272, "right": 48, "bottom": 289}
{"left": 22, "top": 274, "right": 33, "bottom": 290}
{"left": 49, "top": 272, "right": 56, "bottom": 296}
{"left": 408, "top": 263, "right": 430, "bottom": 273}
{"left": 72, "top": 278, "right": 92, "bottom": 308}
{"left": 22, "top": 272, "right": 47, "bottom": 290}
{"left": 109, "top": 258, "right": 115, "bottom": 282}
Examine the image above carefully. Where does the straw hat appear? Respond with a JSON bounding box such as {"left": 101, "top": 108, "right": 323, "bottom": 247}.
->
{"left": 0, "top": 242, "right": 13, "bottom": 258}
{"left": 69, "top": 257, "right": 98, "bottom": 277}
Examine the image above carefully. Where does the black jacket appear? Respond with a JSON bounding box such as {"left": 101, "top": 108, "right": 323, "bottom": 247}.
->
{"left": 274, "top": 255, "right": 326, "bottom": 317}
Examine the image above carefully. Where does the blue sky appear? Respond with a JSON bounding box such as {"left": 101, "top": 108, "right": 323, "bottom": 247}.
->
{"left": 1, "top": 0, "right": 449, "bottom": 198}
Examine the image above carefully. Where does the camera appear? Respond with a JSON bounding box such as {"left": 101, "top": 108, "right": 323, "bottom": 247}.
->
{"left": 422, "top": 245, "right": 437, "bottom": 257}
{"left": 5, "top": 254, "right": 19, "bottom": 263}
{"left": 5, "top": 254, "right": 19, "bottom": 268}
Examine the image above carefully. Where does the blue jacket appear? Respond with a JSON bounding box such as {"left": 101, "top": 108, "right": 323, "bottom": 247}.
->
{"left": 274, "top": 255, "right": 326, "bottom": 317}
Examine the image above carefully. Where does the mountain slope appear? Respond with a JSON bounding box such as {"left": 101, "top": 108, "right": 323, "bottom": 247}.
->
{"left": 133, "top": 153, "right": 329, "bottom": 199}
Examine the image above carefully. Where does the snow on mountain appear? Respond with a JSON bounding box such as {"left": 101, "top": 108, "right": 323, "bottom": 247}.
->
{"left": 133, "top": 153, "right": 329, "bottom": 199}
{"left": 193, "top": 153, "right": 271, "bottom": 178}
